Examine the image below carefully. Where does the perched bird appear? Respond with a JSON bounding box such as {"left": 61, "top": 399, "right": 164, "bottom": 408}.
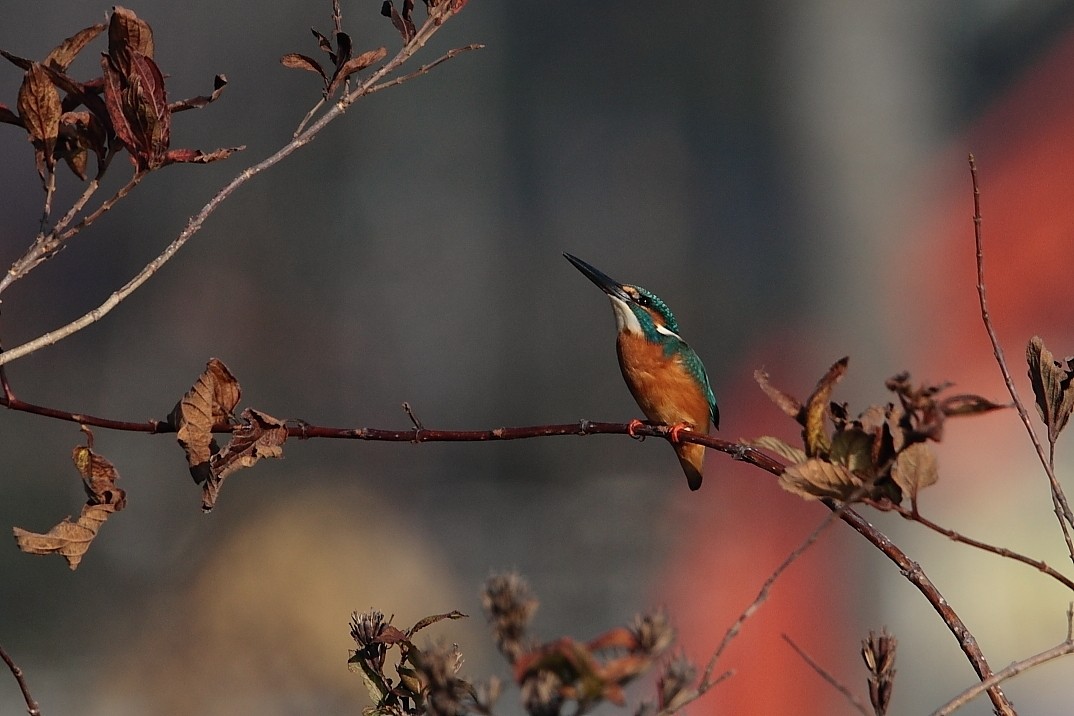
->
{"left": 564, "top": 253, "right": 719, "bottom": 490}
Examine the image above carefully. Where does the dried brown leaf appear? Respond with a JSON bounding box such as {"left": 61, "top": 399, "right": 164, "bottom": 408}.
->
{"left": 1027, "top": 336, "right": 1074, "bottom": 445}
{"left": 804, "top": 357, "right": 848, "bottom": 457}
{"left": 72, "top": 444, "right": 126, "bottom": 507}
{"left": 374, "top": 624, "right": 410, "bottom": 646}
{"left": 102, "top": 50, "right": 170, "bottom": 169}
{"left": 281, "top": 53, "right": 327, "bottom": 80}
{"left": 829, "top": 427, "right": 875, "bottom": 479}
{"left": 162, "top": 145, "right": 244, "bottom": 165}
{"left": 13, "top": 440, "right": 125, "bottom": 569}
{"left": 45, "top": 23, "right": 106, "bottom": 71}
{"left": 754, "top": 369, "right": 803, "bottom": 420}
{"left": 202, "top": 408, "right": 287, "bottom": 511}
{"left": 108, "top": 6, "right": 154, "bottom": 62}
{"left": 170, "top": 358, "right": 241, "bottom": 484}
{"left": 328, "top": 47, "right": 387, "bottom": 96}
{"left": 779, "top": 458, "right": 862, "bottom": 502}
{"left": 939, "top": 393, "right": 1007, "bottom": 417}
{"left": 408, "top": 610, "right": 468, "bottom": 638}
{"left": 169, "top": 74, "right": 229, "bottom": 113}
{"left": 382, "top": 1, "right": 418, "bottom": 43}
{"left": 890, "top": 442, "right": 938, "bottom": 504}
{"left": 745, "top": 436, "right": 806, "bottom": 465}
{"left": 18, "top": 62, "right": 61, "bottom": 177}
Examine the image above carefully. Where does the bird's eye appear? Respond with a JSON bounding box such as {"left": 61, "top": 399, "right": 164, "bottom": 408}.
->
{"left": 636, "top": 295, "right": 651, "bottom": 307}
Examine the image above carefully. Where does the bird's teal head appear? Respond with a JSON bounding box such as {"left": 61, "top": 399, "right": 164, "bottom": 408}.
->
{"left": 564, "top": 253, "right": 682, "bottom": 347}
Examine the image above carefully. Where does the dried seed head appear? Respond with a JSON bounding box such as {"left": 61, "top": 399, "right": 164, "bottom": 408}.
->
{"left": 521, "top": 668, "right": 564, "bottom": 716}
{"left": 631, "top": 610, "right": 674, "bottom": 657}
{"left": 482, "top": 572, "right": 538, "bottom": 663}
{"left": 861, "top": 628, "right": 897, "bottom": 716}
{"left": 350, "top": 609, "right": 390, "bottom": 671}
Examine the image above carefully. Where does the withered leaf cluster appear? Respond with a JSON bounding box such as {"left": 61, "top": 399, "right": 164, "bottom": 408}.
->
{"left": 381, "top": 0, "right": 470, "bottom": 43}
{"left": 168, "top": 358, "right": 287, "bottom": 511}
{"left": 752, "top": 357, "right": 1005, "bottom": 507}
{"left": 281, "top": 26, "right": 387, "bottom": 100}
{"left": 481, "top": 573, "right": 686, "bottom": 716}
{"left": 348, "top": 608, "right": 484, "bottom": 716}
{"left": 12, "top": 428, "right": 126, "bottom": 570}
{"left": 0, "top": 6, "right": 239, "bottom": 183}
{"left": 1027, "top": 335, "right": 1074, "bottom": 450}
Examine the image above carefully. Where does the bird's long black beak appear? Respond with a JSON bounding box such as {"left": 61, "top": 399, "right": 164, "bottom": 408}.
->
{"left": 563, "top": 253, "right": 633, "bottom": 303}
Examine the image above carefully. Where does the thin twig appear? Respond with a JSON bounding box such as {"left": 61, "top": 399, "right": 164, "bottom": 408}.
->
{"left": 891, "top": 503, "right": 1074, "bottom": 591}
{"left": 695, "top": 508, "right": 846, "bottom": 695}
{"left": 367, "top": 44, "right": 485, "bottom": 96}
{"left": 0, "top": 644, "right": 41, "bottom": 716}
{"left": 931, "top": 604, "right": 1074, "bottom": 716}
{"left": 54, "top": 170, "right": 146, "bottom": 243}
{"left": 0, "top": 12, "right": 479, "bottom": 368}
{"left": 39, "top": 169, "right": 56, "bottom": 232}
{"left": 782, "top": 633, "right": 870, "bottom": 716}
{"left": 969, "top": 153, "right": 1074, "bottom": 564}
{"left": 0, "top": 171, "right": 145, "bottom": 295}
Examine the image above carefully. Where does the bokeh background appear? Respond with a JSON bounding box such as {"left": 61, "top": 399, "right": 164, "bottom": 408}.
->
{"left": 3, "top": 1, "right": 1074, "bottom": 713}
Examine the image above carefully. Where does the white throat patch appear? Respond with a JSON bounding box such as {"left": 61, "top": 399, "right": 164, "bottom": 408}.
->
{"left": 608, "top": 296, "right": 643, "bottom": 335}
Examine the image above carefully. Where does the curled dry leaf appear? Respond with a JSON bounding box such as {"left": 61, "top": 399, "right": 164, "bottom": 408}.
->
{"left": 162, "top": 145, "right": 245, "bottom": 165}
{"left": 169, "top": 358, "right": 241, "bottom": 484}
{"left": 408, "top": 610, "right": 469, "bottom": 638}
{"left": 169, "top": 73, "right": 229, "bottom": 113}
{"left": 804, "top": 357, "right": 848, "bottom": 457}
{"left": 1027, "top": 335, "right": 1074, "bottom": 446}
{"left": 12, "top": 438, "right": 126, "bottom": 570}
{"left": 382, "top": 1, "right": 418, "bottom": 44}
{"left": 754, "top": 369, "right": 803, "bottom": 420}
{"left": 202, "top": 408, "right": 287, "bottom": 511}
{"left": 779, "top": 458, "right": 862, "bottom": 502}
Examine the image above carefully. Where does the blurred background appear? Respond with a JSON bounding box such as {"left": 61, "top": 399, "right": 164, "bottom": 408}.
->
{"left": 3, "top": 1, "right": 1074, "bottom": 713}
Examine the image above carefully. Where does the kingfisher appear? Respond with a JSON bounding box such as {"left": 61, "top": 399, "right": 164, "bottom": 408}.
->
{"left": 564, "top": 253, "right": 719, "bottom": 490}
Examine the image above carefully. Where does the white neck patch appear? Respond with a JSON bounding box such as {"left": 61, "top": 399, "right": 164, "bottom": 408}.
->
{"left": 608, "top": 296, "right": 643, "bottom": 335}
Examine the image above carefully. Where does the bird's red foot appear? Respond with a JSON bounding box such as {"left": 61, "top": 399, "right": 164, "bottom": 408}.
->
{"left": 668, "top": 422, "right": 693, "bottom": 443}
{"left": 627, "top": 418, "right": 646, "bottom": 440}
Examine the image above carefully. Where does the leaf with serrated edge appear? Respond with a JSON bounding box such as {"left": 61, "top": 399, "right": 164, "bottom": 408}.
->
{"left": 170, "top": 358, "right": 241, "bottom": 483}
{"left": 746, "top": 436, "right": 806, "bottom": 465}
{"left": 202, "top": 408, "right": 286, "bottom": 511}
{"left": 890, "top": 442, "right": 938, "bottom": 502}
{"left": 780, "top": 458, "right": 862, "bottom": 501}
{"left": 1027, "top": 336, "right": 1074, "bottom": 445}
{"left": 804, "top": 357, "right": 848, "bottom": 457}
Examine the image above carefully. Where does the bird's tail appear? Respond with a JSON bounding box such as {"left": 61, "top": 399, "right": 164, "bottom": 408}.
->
{"left": 675, "top": 442, "right": 705, "bottom": 491}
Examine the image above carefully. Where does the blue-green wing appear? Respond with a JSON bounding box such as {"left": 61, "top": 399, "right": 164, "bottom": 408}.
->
{"left": 667, "top": 338, "right": 720, "bottom": 430}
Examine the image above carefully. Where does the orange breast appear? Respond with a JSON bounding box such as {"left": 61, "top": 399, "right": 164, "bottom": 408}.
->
{"left": 615, "top": 332, "right": 712, "bottom": 432}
